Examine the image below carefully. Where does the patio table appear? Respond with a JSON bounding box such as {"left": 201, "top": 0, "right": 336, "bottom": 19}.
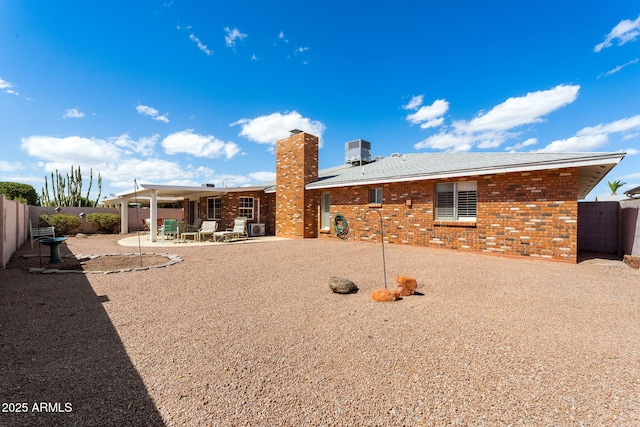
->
{"left": 180, "top": 232, "right": 199, "bottom": 243}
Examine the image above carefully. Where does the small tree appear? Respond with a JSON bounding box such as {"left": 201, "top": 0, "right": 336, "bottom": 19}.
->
{"left": 607, "top": 180, "right": 627, "bottom": 195}
{"left": 0, "top": 182, "right": 39, "bottom": 205}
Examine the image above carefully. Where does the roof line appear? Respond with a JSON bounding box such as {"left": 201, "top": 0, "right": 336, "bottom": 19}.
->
{"left": 306, "top": 152, "right": 625, "bottom": 190}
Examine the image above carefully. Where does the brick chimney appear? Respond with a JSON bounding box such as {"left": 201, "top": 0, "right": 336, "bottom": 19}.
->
{"left": 275, "top": 130, "right": 319, "bottom": 238}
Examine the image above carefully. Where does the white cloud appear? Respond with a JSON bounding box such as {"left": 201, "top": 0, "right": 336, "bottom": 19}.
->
{"left": 539, "top": 134, "right": 609, "bottom": 153}
{"left": 189, "top": 33, "right": 213, "bottom": 56}
{"left": 402, "top": 95, "right": 424, "bottom": 110}
{"left": 224, "top": 27, "right": 247, "bottom": 48}
{"left": 249, "top": 171, "right": 276, "bottom": 182}
{"left": 0, "top": 76, "right": 18, "bottom": 95}
{"left": 623, "top": 148, "right": 639, "bottom": 155}
{"left": 505, "top": 138, "right": 538, "bottom": 152}
{"left": 539, "top": 114, "right": 640, "bottom": 152}
{"left": 405, "top": 99, "right": 449, "bottom": 129}
{"left": 231, "top": 111, "right": 326, "bottom": 146}
{"left": 413, "top": 85, "right": 580, "bottom": 152}
{"left": 576, "top": 115, "right": 640, "bottom": 136}
{"left": 278, "top": 31, "right": 288, "bottom": 43}
{"left": 62, "top": 108, "right": 85, "bottom": 119}
{"left": 136, "top": 104, "right": 169, "bottom": 123}
{"left": 462, "top": 85, "right": 579, "bottom": 133}
{"left": 0, "top": 160, "right": 24, "bottom": 172}
{"left": 111, "top": 133, "right": 159, "bottom": 156}
{"left": 598, "top": 58, "right": 639, "bottom": 78}
{"left": 21, "top": 135, "right": 121, "bottom": 164}
{"left": 414, "top": 131, "right": 474, "bottom": 152}
{"left": 108, "top": 158, "right": 193, "bottom": 189}
{"left": 161, "top": 130, "right": 240, "bottom": 159}
{"left": 595, "top": 15, "right": 640, "bottom": 52}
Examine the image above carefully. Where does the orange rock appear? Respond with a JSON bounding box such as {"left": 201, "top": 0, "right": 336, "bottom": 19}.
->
{"left": 371, "top": 288, "right": 400, "bottom": 302}
{"left": 396, "top": 275, "right": 417, "bottom": 296}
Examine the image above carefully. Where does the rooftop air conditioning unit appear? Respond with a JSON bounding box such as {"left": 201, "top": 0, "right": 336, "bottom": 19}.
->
{"left": 345, "top": 139, "right": 372, "bottom": 165}
{"left": 248, "top": 223, "right": 265, "bottom": 237}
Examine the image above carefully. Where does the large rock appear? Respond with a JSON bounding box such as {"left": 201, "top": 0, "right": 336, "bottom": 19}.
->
{"left": 329, "top": 276, "right": 359, "bottom": 294}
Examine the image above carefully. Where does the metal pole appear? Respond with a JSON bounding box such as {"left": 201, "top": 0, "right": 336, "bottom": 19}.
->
{"left": 365, "top": 208, "right": 387, "bottom": 289}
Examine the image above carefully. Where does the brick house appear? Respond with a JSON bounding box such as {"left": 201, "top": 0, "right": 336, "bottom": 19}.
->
{"left": 116, "top": 130, "right": 625, "bottom": 262}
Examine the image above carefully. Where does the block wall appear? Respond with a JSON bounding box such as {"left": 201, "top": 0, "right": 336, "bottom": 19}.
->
{"left": 317, "top": 168, "right": 579, "bottom": 262}
{"left": 275, "top": 132, "right": 319, "bottom": 238}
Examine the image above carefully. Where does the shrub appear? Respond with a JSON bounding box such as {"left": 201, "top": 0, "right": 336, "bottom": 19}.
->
{"left": 0, "top": 182, "right": 39, "bottom": 205}
{"left": 86, "top": 213, "right": 121, "bottom": 234}
{"left": 40, "top": 214, "right": 81, "bottom": 235}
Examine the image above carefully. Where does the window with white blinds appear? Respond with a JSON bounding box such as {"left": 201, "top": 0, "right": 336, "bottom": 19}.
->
{"left": 435, "top": 181, "right": 477, "bottom": 221}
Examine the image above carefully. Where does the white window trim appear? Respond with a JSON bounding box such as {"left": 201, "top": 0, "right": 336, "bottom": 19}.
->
{"left": 321, "top": 192, "right": 331, "bottom": 229}
{"left": 369, "top": 187, "right": 383, "bottom": 204}
{"left": 239, "top": 197, "right": 255, "bottom": 220}
{"left": 207, "top": 197, "right": 221, "bottom": 220}
{"left": 435, "top": 181, "right": 477, "bottom": 222}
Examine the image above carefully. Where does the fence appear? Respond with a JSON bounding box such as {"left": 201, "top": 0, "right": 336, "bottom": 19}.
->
{"left": 1, "top": 195, "right": 29, "bottom": 268}
{"left": 578, "top": 200, "right": 640, "bottom": 257}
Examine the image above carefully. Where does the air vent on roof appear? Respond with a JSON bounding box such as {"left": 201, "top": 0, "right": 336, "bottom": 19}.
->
{"left": 345, "top": 139, "right": 372, "bottom": 165}
{"left": 390, "top": 152, "right": 400, "bottom": 157}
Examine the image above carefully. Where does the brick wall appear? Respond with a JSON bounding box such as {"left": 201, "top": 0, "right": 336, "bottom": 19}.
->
{"left": 317, "top": 167, "right": 579, "bottom": 262}
{"left": 197, "top": 191, "right": 274, "bottom": 233}
{"left": 275, "top": 132, "right": 319, "bottom": 238}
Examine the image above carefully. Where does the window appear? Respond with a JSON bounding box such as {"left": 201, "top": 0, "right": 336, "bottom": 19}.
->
{"left": 239, "top": 197, "right": 254, "bottom": 220}
{"left": 207, "top": 197, "right": 221, "bottom": 220}
{"left": 369, "top": 187, "right": 383, "bottom": 204}
{"left": 435, "top": 181, "right": 477, "bottom": 221}
{"left": 321, "top": 192, "right": 331, "bottom": 229}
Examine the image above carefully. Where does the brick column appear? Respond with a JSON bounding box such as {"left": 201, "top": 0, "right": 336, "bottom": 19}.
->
{"left": 275, "top": 131, "right": 319, "bottom": 238}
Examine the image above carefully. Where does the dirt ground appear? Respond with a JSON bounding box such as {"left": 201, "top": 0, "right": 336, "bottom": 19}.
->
{"left": 6, "top": 239, "right": 174, "bottom": 272}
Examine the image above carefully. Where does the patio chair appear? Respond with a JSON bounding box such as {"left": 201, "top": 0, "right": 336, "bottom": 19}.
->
{"left": 161, "top": 219, "right": 179, "bottom": 243}
{"left": 213, "top": 217, "right": 248, "bottom": 242}
{"left": 30, "top": 219, "right": 55, "bottom": 249}
{"left": 198, "top": 220, "right": 218, "bottom": 241}
{"left": 187, "top": 218, "right": 202, "bottom": 232}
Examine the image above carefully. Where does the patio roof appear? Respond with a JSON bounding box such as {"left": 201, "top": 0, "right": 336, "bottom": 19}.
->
{"left": 625, "top": 184, "right": 640, "bottom": 198}
{"left": 110, "top": 183, "right": 269, "bottom": 241}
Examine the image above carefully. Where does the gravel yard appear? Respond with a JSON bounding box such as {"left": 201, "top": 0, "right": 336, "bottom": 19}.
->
{"left": 1, "top": 234, "right": 639, "bottom": 426}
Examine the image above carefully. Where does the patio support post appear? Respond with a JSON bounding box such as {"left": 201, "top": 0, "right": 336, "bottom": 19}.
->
{"left": 150, "top": 189, "right": 158, "bottom": 242}
{"left": 120, "top": 197, "right": 129, "bottom": 234}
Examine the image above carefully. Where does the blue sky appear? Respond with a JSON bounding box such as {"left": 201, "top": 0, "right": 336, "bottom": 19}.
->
{"left": 1, "top": 1, "right": 639, "bottom": 202}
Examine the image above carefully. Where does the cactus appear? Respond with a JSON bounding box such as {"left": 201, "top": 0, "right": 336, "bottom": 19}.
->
{"left": 40, "top": 166, "right": 102, "bottom": 207}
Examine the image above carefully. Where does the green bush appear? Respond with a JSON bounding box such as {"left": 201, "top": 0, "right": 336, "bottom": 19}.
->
{"left": 0, "top": 182, "right": 38, "bottom": 205}
{"left": 86, "top": 212, "right": 121, "bottom": 234}
{"left": 40, "top": 214, "right": 81, "bottom": 235}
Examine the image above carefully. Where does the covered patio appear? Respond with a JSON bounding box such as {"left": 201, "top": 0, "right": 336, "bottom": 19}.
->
{"left": 107, "top": 183, "right": 268, "bottom": 242}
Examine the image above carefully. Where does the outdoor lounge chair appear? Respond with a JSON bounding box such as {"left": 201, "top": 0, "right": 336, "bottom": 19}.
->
{"left": 161, "top": 219, "right": 179, "bottom": 243}
{"left": 198, "top": 220, "right": 218, "bottom": 241}
{"left": 213, "top": 217, "right": 248, "bottom": 242}
{"left": 186, "top": 218, "right": 202, "bottom": 232}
